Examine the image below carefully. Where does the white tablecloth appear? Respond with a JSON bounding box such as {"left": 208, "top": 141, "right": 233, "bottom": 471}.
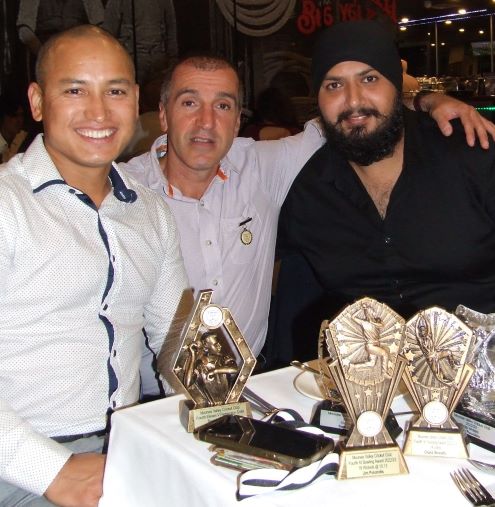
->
{"left": 100, "top": 367, "right": 495, "bottom": 507}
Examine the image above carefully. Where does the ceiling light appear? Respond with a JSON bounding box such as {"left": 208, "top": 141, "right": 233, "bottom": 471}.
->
{"left": 445, "top": 20, "right": 452, "bottom": 25}
{"left": 459, "top": 28, "right": 465, "bottom": 32}
{"left": 401, "top": 17, "right": 409, "bottom": 23}
{"left": 458, "top": 9, "right": 466, "bottom": 14}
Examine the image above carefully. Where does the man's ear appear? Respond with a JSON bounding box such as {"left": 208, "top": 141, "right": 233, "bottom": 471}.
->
{"left": 134, "top": 84, "right": 140, "bottom": 119}
{"left": 28, "top": 82, "right": 43, "bottom": 122}
{"left": 158, "top": 102, "right": 168, "bottom": 133}
{"left": 234, "top": 110, "right": 241, "bottom": 137}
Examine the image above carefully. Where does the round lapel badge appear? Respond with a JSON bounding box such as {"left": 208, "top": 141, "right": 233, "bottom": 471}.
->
{"left": 240, "top": 228, "right": 252, "bottom": 245}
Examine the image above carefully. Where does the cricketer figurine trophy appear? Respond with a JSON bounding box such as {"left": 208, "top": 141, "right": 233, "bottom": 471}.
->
{"left": 402, "top": 307, "right": 475, "bottom": 458}
{"left": 323, "top": 297, "right": 408, "bottom": 479}
{"left": 173, "top": 290, "right": 256, "bottom": 432}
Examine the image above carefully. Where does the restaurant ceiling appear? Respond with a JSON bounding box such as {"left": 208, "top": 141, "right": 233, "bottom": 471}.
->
{"left": 397, "top": 0, "right": 492, "bottom": 20}
{"left": 396, "top": 0, "right": 495, "bottom": 49}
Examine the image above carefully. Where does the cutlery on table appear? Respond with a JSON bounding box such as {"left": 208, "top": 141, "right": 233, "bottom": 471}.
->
{"left": 290, "top": 360, "right": 331, "bottom": 379}
{"left": 469, "top": 459, "right": 495, "bottom": 475}
{"left": 451, "top": 467, "right": 495, "bottom": 506}
{"left": 290, "top": 360, "right": 341, "bottom": 402}
{"left": 241, "top": 386, "right": 279, "bottom": 417}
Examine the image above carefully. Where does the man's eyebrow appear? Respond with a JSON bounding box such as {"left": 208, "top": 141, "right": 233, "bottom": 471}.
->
{"left": 323, "top": 66, "right": 376, "bottom": 81}
{"left": 57, "top": 78, "right": 133, "bottom": 86}
{"left": 174, "top": 87, "right": 238, "bottom": 105}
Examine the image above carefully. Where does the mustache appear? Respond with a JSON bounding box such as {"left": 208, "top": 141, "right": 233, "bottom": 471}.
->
{"left": 336, "top": 107, "right": 383, "bottom": 124}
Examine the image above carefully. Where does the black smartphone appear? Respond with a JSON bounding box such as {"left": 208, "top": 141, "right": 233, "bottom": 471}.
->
{"left": 195, "top": 415, "right": 334, "bottom": 467}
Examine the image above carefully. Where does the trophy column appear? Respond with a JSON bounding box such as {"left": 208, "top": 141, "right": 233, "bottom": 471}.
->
{"left": 172, "top": 290, "right": 256, "bottom": 432}
{"left": 323, "top": 297, "right": 409, "bottom": 479}
{"left": 402, "top": 307, "right": 475, "bottom": 458}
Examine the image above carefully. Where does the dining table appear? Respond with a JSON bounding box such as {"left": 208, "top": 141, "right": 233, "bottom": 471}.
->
{"left": 99, "top": 366, "right": 495, "bottom": 507}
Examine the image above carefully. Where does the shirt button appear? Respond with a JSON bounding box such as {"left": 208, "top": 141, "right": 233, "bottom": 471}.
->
{"left": 113, "top": 350, "right": 117, "bottom": 357}
{"left": 200, "top": 200, "right": 205, "bottom": 207}
{"left": 206, "top": 240, "right": 212, "bottom": 246}
{"left": 212, "top": 279, "right": 218, "bottom": 286}
{"left": 384, "top": 236, "right": 392, "bottom": 245}
{"left": 69, "top": 188, "right": 76, "bottom": 194}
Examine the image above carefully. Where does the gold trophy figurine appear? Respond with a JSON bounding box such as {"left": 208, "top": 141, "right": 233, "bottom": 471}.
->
{"left": 402, "top": 307, "right": 475, "bottom": 458}
{"left": 173, "top": 290, "right": 256, "bottom": 432}
{"left": 323, "top": 297, "right": 409, "bottom": 479}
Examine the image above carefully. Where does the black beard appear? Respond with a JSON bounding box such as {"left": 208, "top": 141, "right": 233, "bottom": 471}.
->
{"left": 322, "top": 92, "right": 404, "bottom": 166}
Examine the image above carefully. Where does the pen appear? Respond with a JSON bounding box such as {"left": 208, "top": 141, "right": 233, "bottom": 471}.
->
{"left": 239, "top": 217, "right": 252, "bottom": 227}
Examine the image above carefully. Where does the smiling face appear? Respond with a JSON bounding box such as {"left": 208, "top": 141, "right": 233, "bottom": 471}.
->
{"left": 28, "top": 31, "right": 138, "bottom": 181}
{"left": 159, "top": 61, "right": 241, "bottom": 182}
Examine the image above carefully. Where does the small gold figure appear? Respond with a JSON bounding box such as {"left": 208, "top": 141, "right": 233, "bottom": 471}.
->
{"left": 351, "top": 302, "right": 393, "bottom": 377}
{"left": 183, "top": 332, "right": 238, "bottom": 406}
{"left": 416, "top": 314, "right": 458, "bottom": 385}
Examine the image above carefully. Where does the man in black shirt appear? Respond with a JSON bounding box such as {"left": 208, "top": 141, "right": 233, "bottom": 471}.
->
{"left": 277, "top": 20, "right": 495, "bottom": 359}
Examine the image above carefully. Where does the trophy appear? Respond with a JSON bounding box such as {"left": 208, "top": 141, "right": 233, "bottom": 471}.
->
{"left": 402, "top": 307, "right": 475, "bottom": 458}
{"left": 173, "top": 290, "right": 256, "bottom": 432}
{"left": 453, "top": 305, "right": 495, "bottom": 451}
{"left": 322, "top": 297, "right": 408, "bottom": 479}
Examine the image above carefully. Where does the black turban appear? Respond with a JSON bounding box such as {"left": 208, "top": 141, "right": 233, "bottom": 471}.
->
{"left": 311, "top": 20, "right": 403, "bottom": 93}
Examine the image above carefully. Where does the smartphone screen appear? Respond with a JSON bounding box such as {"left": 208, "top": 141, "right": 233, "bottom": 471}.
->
{"left": 196, "top": 415, "right": 334, "bottom": 466}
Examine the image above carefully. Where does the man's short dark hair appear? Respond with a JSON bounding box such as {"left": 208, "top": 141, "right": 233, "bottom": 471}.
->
{"left": 159, "top": 54, "right": 243, "bottom": 110}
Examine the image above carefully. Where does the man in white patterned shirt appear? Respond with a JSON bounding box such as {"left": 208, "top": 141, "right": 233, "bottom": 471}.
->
{"left": 0, "top": 26, "right": 189, "bottom": 507}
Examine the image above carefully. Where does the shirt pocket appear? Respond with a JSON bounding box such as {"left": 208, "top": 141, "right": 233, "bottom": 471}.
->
{"left": 220, "top": 204, "right": 261, "bottom": 265}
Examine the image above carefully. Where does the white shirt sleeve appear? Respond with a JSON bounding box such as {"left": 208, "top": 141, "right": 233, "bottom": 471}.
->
{"left": 142, "top": 197, "right": 192, "bottom": 388}
{"left": 226, "top": 118, "right": 325, "bottom": 206}
{"left": 0, "top": 216, "right": 72, "bottom": 495}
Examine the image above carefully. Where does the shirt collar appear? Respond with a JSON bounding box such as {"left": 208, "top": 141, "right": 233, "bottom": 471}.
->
{"left": 151, "top": 134, "right": 229, "bottom": 198}
{"left": 26, "top": 134, "right": 137, "bottom": 203}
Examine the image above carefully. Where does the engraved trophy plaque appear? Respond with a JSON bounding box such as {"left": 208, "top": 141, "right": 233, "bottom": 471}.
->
{"left": 453, "top": 305, "right": 495, "bottom": 451}
{"left": 173, "top": 290, "right": 256, "bottom": 432}
{"left": 402, "top": 307, "right": 475, "bottom": 458}
{"left": 323, "top": 297, "right": 408, "bottom": 479}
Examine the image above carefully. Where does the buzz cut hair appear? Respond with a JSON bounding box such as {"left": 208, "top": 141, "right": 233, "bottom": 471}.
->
{"left": 159, "top": 54, "right": 243, "bottom": 110}
{"left": 35, "top": 24, "right": 135, "bottom": 88}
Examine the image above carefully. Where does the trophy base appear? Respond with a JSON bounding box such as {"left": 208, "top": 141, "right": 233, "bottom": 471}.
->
{"left": 403, "top": 427, "right": 468, "bottom": 458}
{"left": 311, "top": 400, "right": 402, "bottom": 439}
{"left": 453, "top": 407, "right": 495, "bottom": 453}
{"left": 337, "top": 444, "right": 408, "bottom": 479}
{"left": 179, "top": 399, "right": 252, "bottom": 432}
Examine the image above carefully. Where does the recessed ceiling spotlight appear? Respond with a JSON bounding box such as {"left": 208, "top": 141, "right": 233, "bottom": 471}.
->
{"left": 400, "top": 26, "right": 407, "bottom": 31}
{"left": 445, "top": 20, "right": 452, "bottom": 25}
{"left": 459, "top": 28, "right": 465, "bottom": 32}
{"left": 401, "top": 17, "right": 409, "bottom": 23}
{"left": 458, "top": 9, "right": 466, "bottom": 14}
